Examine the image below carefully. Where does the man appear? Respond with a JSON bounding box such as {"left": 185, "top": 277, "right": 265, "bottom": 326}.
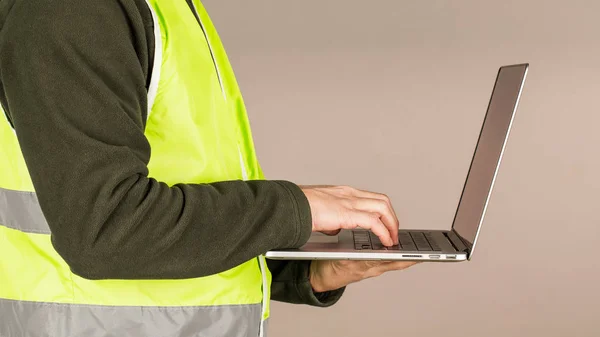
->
{"left": 0, "top": 1, "right": 416, "bottom": 336}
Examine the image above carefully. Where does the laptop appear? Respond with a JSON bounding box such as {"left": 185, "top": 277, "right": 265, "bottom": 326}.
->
{"left": 266, "top": 63, "right": 529, "bottom": 262}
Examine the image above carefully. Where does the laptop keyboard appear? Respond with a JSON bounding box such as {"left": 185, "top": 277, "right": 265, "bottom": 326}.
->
{"left": 353, "top": 230, "right": 442, "bottom": 251}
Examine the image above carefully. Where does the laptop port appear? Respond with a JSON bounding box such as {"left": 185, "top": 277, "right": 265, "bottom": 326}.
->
{"left": 446, "top": 255, "right": 457, "bottom": 259}
{"left": 429, "top": 255, "right": 440, "bottom": 259}
{"left": 402, "top": 254, "right": 422, "bottom": 258}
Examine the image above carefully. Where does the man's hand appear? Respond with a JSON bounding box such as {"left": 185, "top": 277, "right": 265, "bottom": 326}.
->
{"left": 309, "top": 260, "right": 418, "bottom": 292}
{"left": 300, "top": 185, "right": 399, "bottom": 246}
{"left": 300, "top": 185, "right": 415, "bottom": 293}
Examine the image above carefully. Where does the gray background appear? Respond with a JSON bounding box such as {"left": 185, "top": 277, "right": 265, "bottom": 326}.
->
{"left": 204, "top": 1, "right": 600, "bottom": 336}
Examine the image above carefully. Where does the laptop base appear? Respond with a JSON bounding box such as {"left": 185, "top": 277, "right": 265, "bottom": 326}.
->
{"left": 265, "top": 229, "right": 469, "bottom": 262}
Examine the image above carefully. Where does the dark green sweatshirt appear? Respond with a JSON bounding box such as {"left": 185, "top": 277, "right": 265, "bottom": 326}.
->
{"left": 0, "top": 0, "right": 343, "bottom": 306}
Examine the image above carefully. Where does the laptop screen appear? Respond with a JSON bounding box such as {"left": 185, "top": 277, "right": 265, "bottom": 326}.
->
{"left": 451, "top": 64, "right": 528, "bottom": 250}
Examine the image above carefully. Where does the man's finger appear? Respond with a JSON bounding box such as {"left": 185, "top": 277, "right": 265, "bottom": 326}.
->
{"left": 342, "top": 211, "right": 394, "bottom": 246}
{"left": 320, "top": 229, "right": 341, "bottom": 236}
{"left": 349, "top": 198, "right": 399, "bottom": 245}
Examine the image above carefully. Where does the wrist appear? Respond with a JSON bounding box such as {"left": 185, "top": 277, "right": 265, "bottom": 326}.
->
{"left": 281, "top": 181, "right": 315, "bottom": 243}
{"left": 309, "top": 261, "right": 341, "bottom": 293}
{"left": 309, "top": 261, "right": 328, "bottom": 293}
{"left": 299, "top": 187, "right": 317, "bottom": 232}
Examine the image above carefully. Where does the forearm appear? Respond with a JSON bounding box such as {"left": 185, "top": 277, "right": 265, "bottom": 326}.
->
{"left": 51, "top": 176, "right": 312, "bottom": 280}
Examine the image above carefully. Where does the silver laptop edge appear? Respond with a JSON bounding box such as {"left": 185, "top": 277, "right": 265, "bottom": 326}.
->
{"left": 450, "top": 63, "right": 529, "bottom": 260}
{"left": 266, "top": 64, "right": 529, "bottom": 262}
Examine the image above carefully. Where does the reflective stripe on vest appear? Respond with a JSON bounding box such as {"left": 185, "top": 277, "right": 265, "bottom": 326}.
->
{"left": 0, "top": 298, "right": 263, "bottom": 337}
{"left": 0, "top": 0, "right": 271, "bottom": 336}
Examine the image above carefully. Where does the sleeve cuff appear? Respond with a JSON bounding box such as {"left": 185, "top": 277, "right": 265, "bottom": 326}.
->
{"left": 273, "top": 180, "right": 312, "bottom": 247}
{"left": 296, "top": 261, "right": 346, "bottom": 307}
{"left": 298, "top": 279, "right": 346, "bottom": 308}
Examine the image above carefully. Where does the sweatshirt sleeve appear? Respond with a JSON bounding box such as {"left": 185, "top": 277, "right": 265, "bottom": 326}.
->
{"left": 0, "top": 0, "right": 312, "bottom": 280}
{"left": 268, "top": 260, "right": 346, "bottom": 307}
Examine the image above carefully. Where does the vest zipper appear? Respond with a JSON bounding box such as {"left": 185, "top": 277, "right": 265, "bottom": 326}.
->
{"left": 187, "top": 3, "right": 267, "bottom": 335}
{"left": 238, "top": 145, "right": 249, "bottom": 181}
{"left": 257, "top": 256, "right": 268, "bottom": 337}
{"left": 186, "top": 1, "right": 227, "bottom": 100}
{"left": 187, "top": 1, "right": 250, "bottom": 183}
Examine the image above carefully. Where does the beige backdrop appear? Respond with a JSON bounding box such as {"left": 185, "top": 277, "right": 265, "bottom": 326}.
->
{"left": 204, "top": 1, "right": 599, "bottom": 336}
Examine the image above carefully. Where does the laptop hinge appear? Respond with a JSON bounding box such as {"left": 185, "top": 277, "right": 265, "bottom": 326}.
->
{"left": 446, "top": 230, "right": 471, "bottom": 253}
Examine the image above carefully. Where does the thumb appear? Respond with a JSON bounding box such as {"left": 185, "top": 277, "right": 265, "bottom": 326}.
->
{"left": 320, "top": 229, "right": 341, "bottom": 236}
{"left": 376, "top": 261, "right": 419, "bottom": 273}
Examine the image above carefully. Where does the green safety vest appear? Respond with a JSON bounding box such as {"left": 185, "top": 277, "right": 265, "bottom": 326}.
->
{"left": 0, "top": 0, "right": 272, "bottom": 336}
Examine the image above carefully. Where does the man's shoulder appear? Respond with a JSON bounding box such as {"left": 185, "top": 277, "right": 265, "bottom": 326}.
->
{"left": 0, "top": 0, "right": 155, "bottom": 105}
{"left": 0, "top": 0, "right": 153, "bottom": 37}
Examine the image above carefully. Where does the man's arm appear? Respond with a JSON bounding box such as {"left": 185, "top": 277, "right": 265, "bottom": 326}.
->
{"left": 0, "top": 0, "right": 312, "bottom": 280}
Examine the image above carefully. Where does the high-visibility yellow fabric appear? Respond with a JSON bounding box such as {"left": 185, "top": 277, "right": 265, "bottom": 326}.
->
{"left": 0, "top": 0, "right": 271, "bottom": 323}
{"left": 0, "top": 226, "right": 265, "bottom": 306}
